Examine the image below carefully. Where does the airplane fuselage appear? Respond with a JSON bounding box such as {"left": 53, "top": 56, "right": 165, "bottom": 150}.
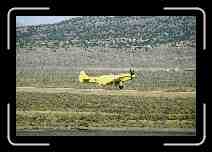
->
{"left": 79, "top": 70, "right": 135, "bottom": 89}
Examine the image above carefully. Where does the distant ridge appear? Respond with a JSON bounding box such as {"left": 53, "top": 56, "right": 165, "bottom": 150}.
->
{"left": 16, "top": 16, "right": 196, "bottom": 48}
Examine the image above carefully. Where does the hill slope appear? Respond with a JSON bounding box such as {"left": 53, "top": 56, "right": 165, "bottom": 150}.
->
{"left": 16, "top": 16, "right": 196, "bottom": 48}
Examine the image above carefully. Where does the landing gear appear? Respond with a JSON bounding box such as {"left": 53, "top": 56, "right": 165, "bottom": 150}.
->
{"left": 119, "top": 85, "right": 124, "bottom": 89}
{"left": 118, "top": 81, "right": 124, "bottom": 89}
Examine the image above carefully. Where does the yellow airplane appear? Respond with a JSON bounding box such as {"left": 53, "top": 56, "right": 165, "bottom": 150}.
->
{"left": 79, "top": 69, "right": 135, "bottom": 89}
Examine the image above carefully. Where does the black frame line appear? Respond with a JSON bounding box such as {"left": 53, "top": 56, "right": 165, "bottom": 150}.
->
{"left": 7, "top": 7, "right": 51, "bottom": 147}
{"left": 163, "top": 103, "right": 206, "bottom": 146}
{"left": 163, "top": 7, "right": 206, "bottom": 50}
{"left": 7, "top": 103, "right": 50, "bottom": 146}
{"left": 163, "top": 6, "right": 207, "bottom": 146}
{"left": 6, "top": 6, "right": 206, "bottom": 148}
{"left": 7, "top": 7, "right": 50, "bottom": 50}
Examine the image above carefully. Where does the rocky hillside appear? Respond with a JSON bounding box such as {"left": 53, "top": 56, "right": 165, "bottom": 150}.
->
{"left": 16, "top": 16, "right": 196, "bottom": 48}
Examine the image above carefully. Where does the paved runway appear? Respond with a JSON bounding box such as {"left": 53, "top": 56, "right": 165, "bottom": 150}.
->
{"left": 16, "top": 128, "right": 195, "bottom": 136}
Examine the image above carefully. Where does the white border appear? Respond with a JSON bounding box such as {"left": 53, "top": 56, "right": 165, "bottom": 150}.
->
{"left": 163, "top": 6, "right": 207, "bottom": 147}
{"left": 7, "top": 7, "right": 50, "bottom": 50}
{"left": 164, "top": 103, "right": 206, "bottom": 146}
{"left": 7, "top": 103, "right": 50, "bottom": 146}
{"left": 163, "top": 7, "right": 206, "bottom": 50}
{"left": 7, "top": 7, "right": 50, "bottom": 146}
{"left": 8, "top": 7, "right": 206, "bottom": 147}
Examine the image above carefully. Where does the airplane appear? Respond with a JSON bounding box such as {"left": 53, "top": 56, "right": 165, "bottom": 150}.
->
{"left": 79, "top": 69, "right": 136, "bottom": 89}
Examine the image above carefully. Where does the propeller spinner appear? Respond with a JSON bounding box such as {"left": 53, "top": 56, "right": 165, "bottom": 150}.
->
{"left": 130, "top": 68, "right": 135, "bottom": 80}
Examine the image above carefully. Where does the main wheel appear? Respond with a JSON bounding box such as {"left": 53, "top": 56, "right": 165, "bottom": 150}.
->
{"left": 119, "top": 85, "right": 124, "bottom": 89}
{"left": 118, "top": 81, "right": 124, "bottom": 89}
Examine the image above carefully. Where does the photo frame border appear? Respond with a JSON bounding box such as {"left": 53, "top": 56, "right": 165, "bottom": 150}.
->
{"left": 5, "top": 6, "right": 207, "bottom": 148}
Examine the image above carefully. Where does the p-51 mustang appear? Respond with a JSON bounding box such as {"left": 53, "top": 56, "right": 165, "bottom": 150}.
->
{"left": 79, "top": 69, "right": 135, "bottom": 89}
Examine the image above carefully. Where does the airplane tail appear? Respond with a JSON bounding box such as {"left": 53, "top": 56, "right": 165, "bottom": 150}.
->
{"left": 79, "top": 71, "right": 90, "bottom": 82}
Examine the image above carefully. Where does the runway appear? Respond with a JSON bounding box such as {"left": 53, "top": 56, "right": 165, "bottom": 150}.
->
{"left": 16, "top": 87, "right": 195, "bottom": 97}
{"left": 16, "top": 128, "right": 195, "bottom": 136}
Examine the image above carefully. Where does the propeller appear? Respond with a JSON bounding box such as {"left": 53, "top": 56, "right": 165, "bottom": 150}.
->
{"left": 128, "top": 49, "right": 135, "bottom": 80}
{"left": 130, "top": 68, "right": 135, "bottom": 80}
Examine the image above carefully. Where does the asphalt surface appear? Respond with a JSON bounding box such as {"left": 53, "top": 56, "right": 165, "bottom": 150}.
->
{"left": 16, "top": 128, "right": 195, "bottom": 136}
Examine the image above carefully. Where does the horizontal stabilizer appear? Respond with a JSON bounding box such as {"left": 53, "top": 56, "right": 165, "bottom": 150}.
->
{"left": 79, "top": 71, "right": 90, "bottom": 82}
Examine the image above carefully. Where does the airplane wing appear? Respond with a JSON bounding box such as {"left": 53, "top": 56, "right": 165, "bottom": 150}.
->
{"left": 116, "top": 73, "right": 132, "bottom": 82}
{"left": 96, "top": 73, "right": 131, "bottom": 85}
{"left": 96, "top": 75, "right": 116, "bottom": 85}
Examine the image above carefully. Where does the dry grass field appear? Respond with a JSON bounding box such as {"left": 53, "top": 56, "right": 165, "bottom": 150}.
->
{"left": 16, "top": 47, "right": 196, "bottom": 135}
